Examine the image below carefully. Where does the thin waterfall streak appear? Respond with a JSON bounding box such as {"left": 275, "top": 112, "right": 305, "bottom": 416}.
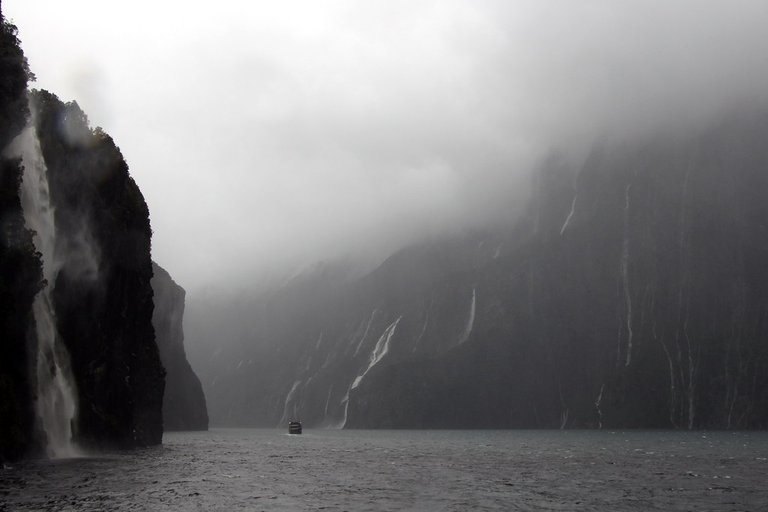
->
{"left": 278, "top": 380, "right": 302, "bottom": 427}
{"left": 412, "top": 304, "right": 430, "bottom": 353}
{"left": 457, "top": 288, "right": 476, "bottom": 346}
{"left": 353, "top": 309, "right": 378, "bottom": 358}
{"left": 622, "top": 182, "right": 633, "bottom": 367}
{"left": 560, "top": 193, "right": 577, "bottom": 235}
{"left": 660, "top": 338, "right": 677, "bottom": 427}
{"left": 337, "top": 390, "right": 351, "bottom": 429}
{"left": 323, "top": 385, "right": 334, "bottom": 420}
{"left": 594, "top": 384, "right": 605, "bottom": 430}
{"left": 678, "top": 150, "right": 695, "bottom": 428}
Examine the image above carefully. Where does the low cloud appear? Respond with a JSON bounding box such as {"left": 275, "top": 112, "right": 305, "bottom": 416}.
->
{"left": 8, "top": 0, "right": 768, "bottom": 290}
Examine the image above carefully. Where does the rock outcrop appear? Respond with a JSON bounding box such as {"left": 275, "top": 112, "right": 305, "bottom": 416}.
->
{"left": 152, "top": 262, "right": 208, "bottom": 431}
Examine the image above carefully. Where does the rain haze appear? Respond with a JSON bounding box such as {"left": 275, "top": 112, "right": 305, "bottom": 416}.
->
{"left": 6, "top": 0, "right": 768, "bottom": 291}
{"left": 5, "top": 3, "right": 768, "bottom": 509}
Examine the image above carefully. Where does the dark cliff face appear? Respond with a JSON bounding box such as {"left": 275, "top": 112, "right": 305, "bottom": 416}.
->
{"left": 191, "top": 108, "right": 768, "bottom": 430}
{"left": 152, "top": 262, "right": 208, "bottom": 431}
{"left": 0, "top": 14, "right": 41, "bottom": 462}
{"left": 356, "top": 111, "right": 768, "bottom": 430}
{"left": 32, "top": 90, "right": 165, "bottom": 448}
{"left": 2, "top": 8, "right": 166, "bottom": 460}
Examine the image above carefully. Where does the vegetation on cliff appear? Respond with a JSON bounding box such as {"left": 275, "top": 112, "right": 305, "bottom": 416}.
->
{"left": 0, "top": 12, "right": 41, "bottom": 462}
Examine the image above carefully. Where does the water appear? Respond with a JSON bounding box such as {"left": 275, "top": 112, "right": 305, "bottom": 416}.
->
{"left": 10, "top": 123, "right": 80, "bottom": 458}
{"left": 2, "top": 429, "right": 767, "bottom": 511}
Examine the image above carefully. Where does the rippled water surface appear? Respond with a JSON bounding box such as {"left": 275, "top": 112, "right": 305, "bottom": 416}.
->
{"left": 2, "top": 429, "right": 767, "bottom": 511}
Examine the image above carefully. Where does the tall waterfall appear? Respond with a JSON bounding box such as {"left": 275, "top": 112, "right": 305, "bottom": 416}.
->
{"left": 10, "top": 123, "right": 80, "bottom": 458}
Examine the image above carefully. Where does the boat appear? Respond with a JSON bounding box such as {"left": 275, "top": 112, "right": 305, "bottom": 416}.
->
{"left": 288, "top": 420, "right": 302, "bottom": 434}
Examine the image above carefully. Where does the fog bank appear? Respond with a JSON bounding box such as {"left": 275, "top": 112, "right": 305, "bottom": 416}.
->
{"left": 7, "top": 0, "right": 768, "bottom": 290}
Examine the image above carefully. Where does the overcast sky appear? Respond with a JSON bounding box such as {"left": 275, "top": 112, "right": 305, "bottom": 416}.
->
{"left": 6, "top": 0, "right": 768, "bottom": 292}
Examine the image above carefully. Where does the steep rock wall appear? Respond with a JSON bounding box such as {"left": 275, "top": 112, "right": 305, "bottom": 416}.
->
{"left": 193, "top": 109, "right": 768, "bottom": 430}
{"left": 349, "top": 111, "right": 768, "bottom": 429}
{"left": 0, "top": 11, "right": 41, "bottom": 462}
{"left": 32, "top": 90, "right": 164, "bottom": 448}
{"left": 2, "top": 7, "right": 167, "bottom": 459}
{"left": 152, "top": 262, "right": 208, "bottom": 431}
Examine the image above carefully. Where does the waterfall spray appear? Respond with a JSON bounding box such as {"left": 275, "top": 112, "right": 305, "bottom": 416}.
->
{"left": 9, "top": 121, "right": 80, "bottom": 458}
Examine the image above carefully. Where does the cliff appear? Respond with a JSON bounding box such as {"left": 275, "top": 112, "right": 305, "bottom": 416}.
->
{"left": 190, "top": 108, "right": 768, "bottom": 430}
{"left": 31, "top": 90, "right": 165, "bottom": 448}
{"left": 152, "top": 262, "right": 208, "bottom": 431}
{"left": 0, "top": 13, "right": 41, "bottom": 462}
{"left": 1, "top": 5, "right": 193, "bottom": 461}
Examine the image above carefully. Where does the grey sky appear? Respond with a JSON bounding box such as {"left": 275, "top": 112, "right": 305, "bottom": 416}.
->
{"left": 6, "top": 0, "right": 768, "bottom": 291}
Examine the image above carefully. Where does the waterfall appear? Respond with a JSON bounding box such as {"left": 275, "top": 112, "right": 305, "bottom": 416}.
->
{"left": 11, "top": 123, "right": 80, "bottom": 458}
{"left": 335, "top": 316, "right": 402, "bottom": 429}
{"left": 411, "top": 307, "right": 429, "bottom": 353}
{"left": 337, "top": 390, "right": 351, "bottom": 430}
{"left": 559, "top": 191, "right": 577, "bottom": 236}
{"left": 323, "top": 384, "right": 334, "bottom": 420}
{"left": 456, "top": 288, "right": 476, "bottom": 346}
{"left": 594, "top": 384, "right": 604, "bottom": 430}
{"left": 277, "top": 380, "right": 303, "bottom": 426}
{"left": 352, "top": 308, "right": 378, "bottom": 358}
{"left": 621, "top": 182, "right": 633, "bottom": 367}
{"left": 351, "top": 316, "right": 401, "bottom": 390}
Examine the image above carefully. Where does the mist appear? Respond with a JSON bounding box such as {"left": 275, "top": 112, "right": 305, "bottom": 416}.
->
{"left": 7, "top": 0, "right": 768, "bottom": 291}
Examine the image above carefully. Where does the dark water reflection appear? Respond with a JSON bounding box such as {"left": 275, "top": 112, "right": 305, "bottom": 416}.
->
{"left": 2, "top": 429, "right": 767, "bottom": 511}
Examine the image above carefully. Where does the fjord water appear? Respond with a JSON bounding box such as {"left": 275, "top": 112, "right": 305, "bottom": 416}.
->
{"left": 2, "top": 430, "right": 767, "bottom": 511}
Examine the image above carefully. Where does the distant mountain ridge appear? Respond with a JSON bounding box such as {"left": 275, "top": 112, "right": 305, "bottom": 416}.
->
{"left": 189, "top": 107, "right": 768, "bottom": 430}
